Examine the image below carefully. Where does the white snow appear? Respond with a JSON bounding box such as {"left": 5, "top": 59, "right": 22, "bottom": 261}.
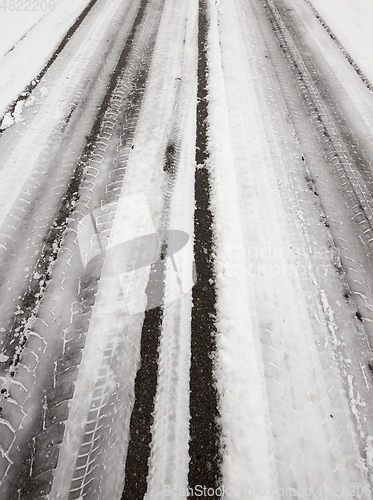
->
{"left": 1, "top": 0, "right": 373, "bottom": 497}
{"left": 309, "top": 0, "right": 373, "bottom": 85}
{"left": 365, "top": 436, "right": 373, "bottom": 468}
{"left": 0, "top": 112, "right": 14, "bottom": 129}
{"left": 206, "top": 0, "right": 275, "bottom": 497}
{"left": 49, "top": 0, "right": 183, "bottom": 496}
{"left": 13, "top": 100, "right": 24, "bottom": 122}
{"left": 0, "top": 0, "right": 93, "bottom": 117}
{"left": 23, "top": 95, "right": 36, "bottom": 108}
{"left": 0, "top": 9, "right": 46, "bottom": 57}
{"left": 0, "top": 0, "right": 140, "bottom": 230}
{"left": 211, "top": 0, "right": 373, "bottom": 496}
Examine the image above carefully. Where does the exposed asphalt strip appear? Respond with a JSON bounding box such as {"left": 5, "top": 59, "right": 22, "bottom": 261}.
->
{"left": 0, "top": 0, "right": 101, "bottom": 131}
{"left": 121, "top": 106, "right": 182, "bottom": 500}
{"left": 188, "top": 0, "right": 222, "bottom": 496}
{"left": 121, "top": 252, "right": 167, "bottom": 500}
{"left": 0, "top": 0, "right": 150, "bottom": 376}
{"left": 111, "top": 3, "right": 222, "bottom": 496}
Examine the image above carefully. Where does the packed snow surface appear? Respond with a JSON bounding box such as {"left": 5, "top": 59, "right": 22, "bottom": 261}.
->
{"left": 309, "top": 0, "right": 373, "bottom": 84}
{"left": 1, "top": 0, "right": 373, "bottom": 498}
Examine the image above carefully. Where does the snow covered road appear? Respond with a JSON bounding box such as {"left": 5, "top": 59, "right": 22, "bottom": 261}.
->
{"left": 1, "top": 0, "right": 373, "bottom": 498}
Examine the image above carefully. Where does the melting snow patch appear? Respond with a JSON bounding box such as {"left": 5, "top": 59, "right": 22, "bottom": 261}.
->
{"left": 319, "top": 289, "right": 341, "bottom": 347}
{"left": 24, "top": 95, "right": 36, "bottom": 108}
{"left": 13, "top": 100, "right": 25, "bottom": 123}
{"left": 347, "top": 374, "right": 366, "bottom": 438}
{"left": 1, "top": 112, "right": 14, "bottom": 129}
{"left": 355, "top": 456, "right": 368, "bottom": 473}
{"left": 39, "top": 87, "right": 50, "bottom": 98}
{"left": 365, "top": 436, "right": 373, "bottom": 468}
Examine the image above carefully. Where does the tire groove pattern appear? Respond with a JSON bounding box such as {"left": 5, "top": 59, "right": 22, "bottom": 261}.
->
{"left": 0, "top": 0, "right": 102, "bottom": 131}
{"left": 303, "top": 0, "right": 373, "bottom": 93}
{"left": 263, "top": 0, "right": 373, "bottom": 256}
{"left": 66, "top": 13, "right": 167, "bottom": 500}
{"left": 0, "top": 0, "right": 157, "bottom": 497}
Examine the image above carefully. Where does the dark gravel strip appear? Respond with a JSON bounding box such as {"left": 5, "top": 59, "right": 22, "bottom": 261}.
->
{"left": 121, "top": 256, "right": 166, "bottom": 500}
{"left": 188, "top": 0, "right": 222, "bottom": 497}
{"left": 121, "top": 141, "right": 181, "bottom": 498}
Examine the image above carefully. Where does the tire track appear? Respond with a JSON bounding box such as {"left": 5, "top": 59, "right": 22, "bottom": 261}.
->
{"left": 121, "top": 115, "right": 184, "bottom": 500}
{"left": 68, "top": 58, "right": 166, "bottom": 500}
{"left": 56, "top": 8, "right": 173, "bottom": 500}
{"left": 0, "top": 0, "right": 161, "bottom": 496}
{"left": 120, "top": 259, "right": 166, "bottom": 500}
{"left": 31, "top": 51, "right": 155, "bottom": 500}
{"left": 0, "top": 0, "right": 147, "bottom": 340}
{"left": 273, "top": 1, "right": 373, "bottom": 206}
{"left": 0, "top": 0, "right": 102, "bottom": 132}
{"left": 1, "top": 0, "right": 151, "bottom": 377}
{"left": 262, "top": 0, "right": 373, "bottom": 259}
{"left": 303, "top": 0, "right": 373, "bottom": 93}
{"left": 254, "top": 0, "right": 373, "bottom": 474}
{"left": 259, "top": 0, "right": 373, "bottom": 341}
{"left": 121, "top": 31, "right": 190, "bottom": 499}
